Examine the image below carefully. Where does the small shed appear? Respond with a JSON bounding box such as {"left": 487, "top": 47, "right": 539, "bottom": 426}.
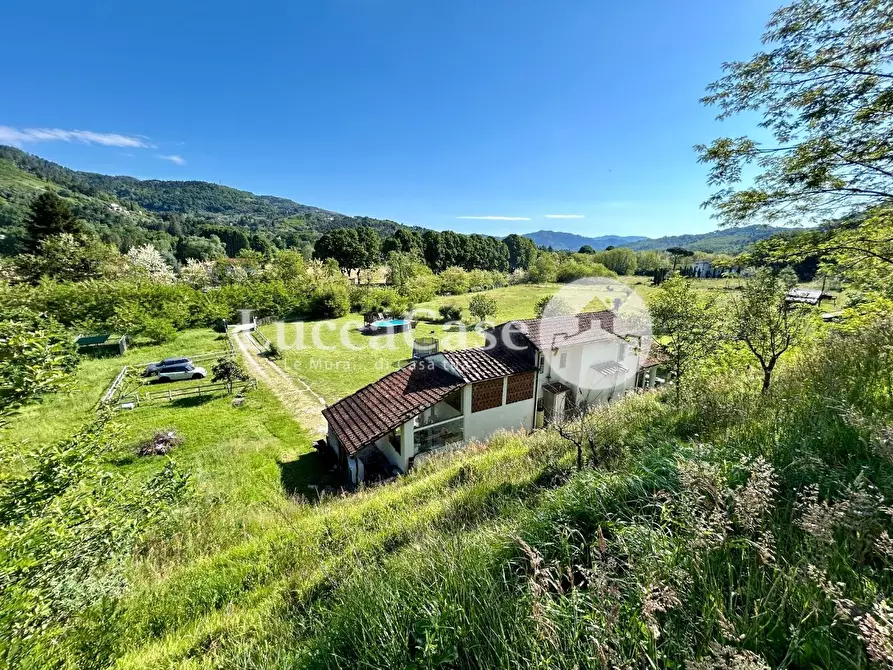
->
{"left": 785, "top": 288, "right": 832, "bottom": 306}
{"left": 75, "top": 333, "right": 127, "bottom": 357}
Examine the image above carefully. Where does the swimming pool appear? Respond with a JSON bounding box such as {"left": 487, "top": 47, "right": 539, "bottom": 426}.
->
{"left": 370, "top": 318, "right": 412, "bottom": 332}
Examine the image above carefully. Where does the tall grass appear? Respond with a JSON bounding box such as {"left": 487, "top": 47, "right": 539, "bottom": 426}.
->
{"left": 7, "top": 321, "right": 893, "bottom": 668}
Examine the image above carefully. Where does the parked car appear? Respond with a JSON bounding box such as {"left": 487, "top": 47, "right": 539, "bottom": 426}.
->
{"left": 154, "top": 363, "right": 207, "bottom": 383}
{"left": 143, "top": 357, "right": 192, "bottom": 377}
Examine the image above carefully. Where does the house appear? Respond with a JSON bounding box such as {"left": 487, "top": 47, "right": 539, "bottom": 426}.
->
{"left": 322, "top": 310, "right": 661, "bottom": 484}
{"left": 692, "top": 260, "right": 713, "bottom": 278}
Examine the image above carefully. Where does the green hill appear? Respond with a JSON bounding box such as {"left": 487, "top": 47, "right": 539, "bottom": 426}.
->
{"left": 0, "top": 146, "right": 409, "bottom": 255}
{"left": 627, "top": 224, "right": 799, "bottom": 254}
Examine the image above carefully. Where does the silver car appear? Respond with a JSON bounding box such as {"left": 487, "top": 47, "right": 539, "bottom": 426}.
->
{"left": 155, "top": 363, "right": 207, "bottom": 383}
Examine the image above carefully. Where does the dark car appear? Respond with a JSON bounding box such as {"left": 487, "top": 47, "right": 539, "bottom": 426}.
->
{"left": 143, "top": 357, "right": 192, "bottom": 376}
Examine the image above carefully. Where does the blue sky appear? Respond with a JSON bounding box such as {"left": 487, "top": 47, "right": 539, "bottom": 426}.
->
{"left": 0, "top": 0, "right": 778, "bottom": 238}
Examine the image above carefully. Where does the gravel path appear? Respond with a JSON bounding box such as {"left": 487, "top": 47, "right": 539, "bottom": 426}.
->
{"left": 232, "top": 326, "right": 328, "bottom": 437}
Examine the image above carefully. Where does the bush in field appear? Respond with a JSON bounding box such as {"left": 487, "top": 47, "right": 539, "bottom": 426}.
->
{"left": 310, "top": 283, "right": 350, "bottom": 318}
{"left": 140, "top": 317, "right": 177, "bottom": 344}
{"left": 555, "top": 259, "right": 616, "bottom": 282}
{"left": 404, "top": 273, "right": 439, "bottom": 303}
{"left": 468, "top": 294, "right": 497, "bottom": 323}
{"left": 528, "top": 253, "right": 559, "bottom": 283}
{"left": 438, "top": 266, "right": 470, "bottom": 295}
{"left": 211, "top": 357, "right": 250, "bottom": 394}
{"left": 352, "top": 286, "right": 409, "bottom": 316}
{"left": 533, "top": 294, "right": 574, "bottom": 318}
{"left": 438, "top": 303, "right": 462, "bottom": 322}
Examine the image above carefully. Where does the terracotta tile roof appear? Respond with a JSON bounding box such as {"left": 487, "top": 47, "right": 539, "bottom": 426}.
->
{"left": 503, "top": 311, "right": 618, "bottom": 351}
{"left": 643, "top": 341, "right": 667, "bottom": 368}
{"left": 323, "top": 362, "right": 464, "bottom": 455}
{"left": 441, "top": 346, "right": 534, "bottom": 383}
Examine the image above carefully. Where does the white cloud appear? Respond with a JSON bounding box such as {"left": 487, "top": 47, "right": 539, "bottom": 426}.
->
{"left": 0, "top": 125, "right": 153, "bottom": 148}
{"left": 545, "top": 214, "right": 585, "bottom": 219}
{"left": 157, "top": 154, "right": 185, "bottom": 165}
{"left": 456, "top": 215, "right": 531, "bottom": 221}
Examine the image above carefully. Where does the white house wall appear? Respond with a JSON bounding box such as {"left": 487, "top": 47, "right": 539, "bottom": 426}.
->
{"left": 538, "top": 338, "right": 640, "bottom": 409}
{"left": 461, "top": 379, "right": 535, "bottom": 442}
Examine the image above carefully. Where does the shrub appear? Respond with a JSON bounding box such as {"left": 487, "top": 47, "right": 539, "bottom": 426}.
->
{"left": 468, "top": 294, "right": 497, "bottom": 322}
{"left": 438, "top": 266, "right": 470, "bottom": 295}
{"left": 404, "top": 274, "right": 439, "bottom": 303}
{"left": 438, "top": 303, "right": 462, "bottom": 322}
{"left": 140, "top": 317, "right": 176, "bottom": 344}
{"left": 310, "top": 284, "right": 350, "bottom": 318}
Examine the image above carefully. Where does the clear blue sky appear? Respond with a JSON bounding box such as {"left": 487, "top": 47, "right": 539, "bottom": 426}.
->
{"left": 0, "top": 0, "right": 778, "bottom": 238}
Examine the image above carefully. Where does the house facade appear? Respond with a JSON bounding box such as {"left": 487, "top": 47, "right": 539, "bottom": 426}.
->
{"left": 322, "top": 310, "right": 661, "bottom": 484}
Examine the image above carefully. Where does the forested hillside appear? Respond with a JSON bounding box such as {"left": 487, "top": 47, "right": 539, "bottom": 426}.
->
{"left": 628, "top": 224, "right": 799, "bottom": 253}
{"left": 0, "top": 146, "right": 411, "bottom": 257}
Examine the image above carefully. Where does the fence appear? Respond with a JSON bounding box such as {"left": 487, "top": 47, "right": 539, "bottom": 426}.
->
{"left": 117, "top": 379, "right": 257, "bottom": 407}
{"left": 100, "top": 365, "right": 130, "bottom": 405}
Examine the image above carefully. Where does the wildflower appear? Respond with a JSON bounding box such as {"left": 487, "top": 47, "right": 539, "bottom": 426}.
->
{"left": 687, "top": 643, "right": 770, "bottom": 670}
{"left": 734, "top": 457, "right": 777, "bottom": 533}
{"left": 641, "top": 583, "right": 680, "bottom": 640}
{"left": 855, "top": 600, "right": 893, "bottom": 666}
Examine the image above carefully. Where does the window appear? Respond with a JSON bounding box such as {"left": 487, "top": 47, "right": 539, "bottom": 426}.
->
{"left": 559, "top": 352, "right": 567, "bottom": 369}
{"left": 472, "top": 379, "right": 503, "bottom": 413}
{"left": 506, "top": 372, "right": 535, "bottom": 404}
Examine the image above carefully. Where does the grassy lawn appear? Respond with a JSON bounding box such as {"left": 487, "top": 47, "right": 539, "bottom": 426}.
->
{"left": 3, "top": 326, "right": 321, "bottom": 560}
{"left": 259, "top": 283, "right": 580, "bottom": 402}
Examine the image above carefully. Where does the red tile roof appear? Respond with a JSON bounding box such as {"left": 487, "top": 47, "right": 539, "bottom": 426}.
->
{"left": 441, "top": 346, "right": 534, "bottom": 383}
{"left": 323, "top": 361, "right": 464, "bottom": 455}
{"left": 503, "top": 311, "right": 618, "bottom": 351}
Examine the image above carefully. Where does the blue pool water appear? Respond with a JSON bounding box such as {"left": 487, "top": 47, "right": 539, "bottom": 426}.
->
{"left": 372, "top": 319, "right": 410, "bottom": 328}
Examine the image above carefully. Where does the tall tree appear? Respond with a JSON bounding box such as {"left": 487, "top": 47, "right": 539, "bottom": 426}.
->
{"left": 503, "top": 234, "right": 537, "bottom": 271}
{"left": 650, "top": 274, "right": 719, "bottom": 402}
{"left": 382, "top": 228, "right": 423, "bottom": 257}
{"left": 354, "top": 226, "right": 382, "bottom": 281}
{"left": 697, "top": 0, "right": 893, "bottom": 224}
{"left": 732, "top": 268, "right": 807, "bottom": 393}
{"left": 25, "top": 190, "right": 80, "bottom": 253}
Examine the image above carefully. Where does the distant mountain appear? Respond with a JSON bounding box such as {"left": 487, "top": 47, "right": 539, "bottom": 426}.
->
{"left": 522, "top": 230, "right": 648, "bottom": 251}
{"left": 627, "top": 225, "right": 799, "bottom": 254}
{"left": 523, "top": 225, "right": 798, "bottom": 255}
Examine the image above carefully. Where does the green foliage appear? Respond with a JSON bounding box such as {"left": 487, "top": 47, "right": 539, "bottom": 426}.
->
{"left": 732, "top": 268, "right": 808, "bottom": 392}
{"left": 651, "top": 274, "right": 720, "bottom": 401}
{"left": 310, "top": 283, "right": 351, "bottom": 318}
{"left": 211, "top": 356, "right": 249, "bottom": 393}
{"left": 314, "top": 226, "right": 381, "bottom": 276}
{"left": 438, "top": 266, "right": 470, "bottom": 295}
{"left": 438, "top": 303, "right": 462, "bottom": 322}
{"left": 0, "top": 309, "right": 77, "bottom": 425}
{"left": 533, "top": 294, "right": 574, "bottom": 318}
{"left": 25, "top": 189, "right": 82, "bottom": 253}
{"left": 468, "top": 293, "right": 497, "bottom": 322}
{"left": 697, "top": 0, "right": 893, "bottom": 224}
{"left": 503, "top": 233, "right": 538, "bottom": 271}
{"left": 382, "top": 227, "right": 423, "bottom": 258}
{"left": 0, "top": 416, "right": 190, "bottom": 668}
{"left": 140, "top": 317, "right": 177, "bottom": 345}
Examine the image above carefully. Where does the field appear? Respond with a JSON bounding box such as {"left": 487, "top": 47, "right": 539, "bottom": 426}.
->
{"left": 3, "top": 327, "right": 321, "bottom": 564}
